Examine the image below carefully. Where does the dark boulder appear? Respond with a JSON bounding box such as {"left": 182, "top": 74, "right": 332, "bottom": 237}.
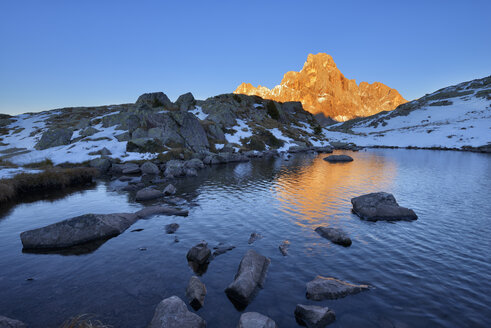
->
{"left": 141, "top": 161, "right": 160, "bottom": 175}
{"left": 165, "top": 223, "right": 179, "bottom": 234}
{"left": 351, "top": 192, "right": 418, "bottom": 221}
{"left": 306, "top": 276, "right": 370, "bottom": 301}
{"left": 187, "top": 241, "right": 212, "bottom": 265}
{"left": 35, "top": 128, "right": 73, "bottom": 150}
{"left": 135, "top": 187, "right": 163, "bottom": 201}
{"left": 186, "top": 276, "right": 206, "bottom": 310}
{"left": 176, "top": 92, "right": 196, "bottom": 111}
{"left": 148, "top": 296, "right": 206, "bottom": 328}
{"left": 323, "top": 155, "right": 353, "bottom": 163}
{"left": 294, "top": 304, "right": 336, "bottom": 328}
{"left": 237, "top": 312, "right": 277, "bottom": 328}
{"left": 315, "top": 227, "right": 352, "bottom": 247}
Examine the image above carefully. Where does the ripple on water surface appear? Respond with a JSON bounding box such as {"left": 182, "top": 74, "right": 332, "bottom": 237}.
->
{"left": 0, "top": 149, "right": 490, "bottom": 327}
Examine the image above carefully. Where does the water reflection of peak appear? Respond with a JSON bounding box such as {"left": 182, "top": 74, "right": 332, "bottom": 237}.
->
{"left": 272, "top": 152, "right": 397, "bottom": 228}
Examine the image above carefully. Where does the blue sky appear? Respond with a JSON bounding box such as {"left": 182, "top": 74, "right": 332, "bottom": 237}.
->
{"left": 1, "top": 0, "right": 490, "bottom": 115}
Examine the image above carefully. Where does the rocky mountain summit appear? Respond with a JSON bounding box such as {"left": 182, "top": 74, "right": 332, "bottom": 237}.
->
{"left": 234, "top": 53, "right": 407, "bottom": 121}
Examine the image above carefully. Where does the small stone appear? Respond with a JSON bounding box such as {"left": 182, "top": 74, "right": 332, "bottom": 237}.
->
{"left": 248, "top": 232, "right": 263, "bottom": 244}
{"left": 279, "top": 240, "right": 290, "bottom": 256}
{"left": 165, "top": 223, "right": 179, "bottom": 234}
{"left": 186, "top": 276, "right": 207, "bottom": 310}
{"left": 315, "top": 227, "right": 352, "bottom": 247}
{"left": 164, "top": 184, "right": 177, "bottom": 195}
{"left": 186, "top": 241, "right": 211, "bottom": 265}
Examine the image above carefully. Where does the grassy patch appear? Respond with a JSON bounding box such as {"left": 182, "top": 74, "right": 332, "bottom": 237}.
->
{"left": 0, "top": 167, "right": 98, "bottom": 204}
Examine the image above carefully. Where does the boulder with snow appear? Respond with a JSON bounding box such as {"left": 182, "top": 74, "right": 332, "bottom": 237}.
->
{"left": 35, "top": 128, "right": 73, "bottom": 150}
{"left": 135, "top": 187, "right": 163, "bottom": 201}
{"left": 315, "top": 227, "right": 352, "bottom": 247}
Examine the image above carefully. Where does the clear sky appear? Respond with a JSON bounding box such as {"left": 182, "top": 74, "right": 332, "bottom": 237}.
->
{"left": 1, "top": 0, "right": 490, "bottom": 115}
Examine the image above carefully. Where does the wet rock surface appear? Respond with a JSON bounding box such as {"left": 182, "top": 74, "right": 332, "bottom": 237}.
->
{"left": 323, "top": 155, "right": 353, "bottom": 163}
{"left": 0, "top": 315, "right": 27, "bottom": 328}
{"left": 225, "top": 250, "right": 270, "bottom": 309}
{"left": 237, "top": 312, "right": 277, "bottom": 328}
{"left": 135, "top": 206, "right": 188, "bottom": 218}
{"left": 279, "top": 240, "right": 290, "bottom": 256}
{"left": 294, "top": 304, "right": 336, "bottom": 328}
{"left": 315, "top": 227, "right": 352, "bottom": 247}
{"left": 306, "top": 276, "right": 370, "bottom": 300}
{"left": 148, "top": 296, "right": 206, "bottom": 328}
{"left": 186, "top": 242, "right": 211, "bottom": 265}
{"left": 135, "top": 187, "right": 163, "bottom": 201}
{"left": 165, "top": 223, "right": 179, "bottom": 234}
{"left": 351, "top": 192, "right": 418, "bottom": 221}
{"left": 186, "top": 276, "right": 206, "bottom": 310}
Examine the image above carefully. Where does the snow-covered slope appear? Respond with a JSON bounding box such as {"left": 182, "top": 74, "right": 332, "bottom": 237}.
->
{"left": 324, "top": 76, "right": 491, "bottom": 151}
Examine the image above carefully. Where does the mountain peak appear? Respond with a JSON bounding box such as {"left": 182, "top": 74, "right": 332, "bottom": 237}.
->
{"left": 234, "top": 53, "right": 406, "bottom": 121}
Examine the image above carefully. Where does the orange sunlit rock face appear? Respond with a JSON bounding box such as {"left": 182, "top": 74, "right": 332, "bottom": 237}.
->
{"left": 234, "top": 53, "right": 407, "bottom": 121}
{"left": 271, "top": 152, "right": 397, "bottom": 229}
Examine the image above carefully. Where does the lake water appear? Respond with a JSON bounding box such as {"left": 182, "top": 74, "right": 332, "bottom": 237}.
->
{"left": 0, "top": 149, "right": 490, "bottom": 327}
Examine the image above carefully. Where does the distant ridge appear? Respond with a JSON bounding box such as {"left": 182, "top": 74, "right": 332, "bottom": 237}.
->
{"left": 234, "top": 53, "right": 407, "bottom": 121}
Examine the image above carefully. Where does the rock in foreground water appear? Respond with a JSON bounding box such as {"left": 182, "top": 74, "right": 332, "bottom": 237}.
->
{"left": 351, "top": 192, "right": 418, "bottom": 221}
{"left": 135, "top": 205, "right": 188, "bottom": 218}
{"left": 225, "top": 250, "right": 270, "bottom": 309}
{"left": 186, "top": 242, "right": 211, "bottom": 265}
{"left": 186, "top": 276, "right": 207, "bottom": 310}
{"left": 136, "top": 187, "right": 163, "bottom": 201}
{"left": 314, "top": 227, "right": 352, "bottom": 247}
{"left": 306, "top": 276, "right": 370, "bottom": 301}
{"left": 20, "top": 213, "right": 138, "bottom": 249}
{"left": 323, "top": 155, "right": 353, "bottom": 163}
{"left": 148, "top": 296, "right": 206, "bottom": 328}
{"left": 237, "top": 312, "right": 277, "bottom": 328}
{"left": 0, "top": 315, "right": 27, "bottom": 328}
{"left": 294, "top": 304, "right": 336, "bottom": 328}
{"left": 165, "top": 223, "right": 180, "bottom": 234}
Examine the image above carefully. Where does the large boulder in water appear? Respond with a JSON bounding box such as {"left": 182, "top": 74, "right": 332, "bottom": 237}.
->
{"left": 237, "top": 312, "right": 277, "bottom": 328}
{"left": 351, "top": 192, "right": 418, "bottom": 221}
{"left": 20, "top": 213, "right": 138, "bottom": 249}
{"left": 294, "top": 304, "right": 336, "bottom": 328}
{"left": 323, "top": 155, "right": 353, "bottom": 163}
{"left": 35, "top": 128, "right": 73, "bottom": 150}
{"left": 148, "top": 296, "right": 206, "bottom": 328}
{"left": 315, "top": 227, "right": 352, "bottom": 247}
{"left": 306, "top": 276, "right": 370, "bottom": 301}
{"left": 225, "top": 250, "right": 270, "bottom": 309}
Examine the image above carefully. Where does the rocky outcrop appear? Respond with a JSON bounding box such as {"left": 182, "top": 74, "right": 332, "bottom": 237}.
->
{"left": 135, "top": 92, "right": 177, "bottom": 110}
{"left": 323, "top": 155, "right": 353, "bottom": 163}
{"left": 315, "top": 227, "right": 352, "bottom": 247}
{"left": 294, "top": 304, "right": 336, "bottom": 328}
{"left": 35, "top": 128, "right": 73, "bottom": 150}
{"left": 148, "top": 296, "right": 206, "bottom": 328}
{"left": 306, "top": 276, "right": 370, "bottom": 300}
{"left": 176, "top": 92, "right": 196, "bottom": 111}
{"left": 235, "top": 53, "right": 406, "bottom": 121}
{"left": 225, "top": 250, "right": 270, "bottom": 309}
{"left": 351, "top": 192, "right": 418, "bottom": 221}
{"left": 237, "top": 312, "right": 277, "bottom": 328}
{"left": 20, "top": 213, "right": 138, "bottom": 249}
{"left": 186, "top": 276, "right": 207, "bottom": 310}
{"left": 0, "top": 315, "right": 27, "bottom": 328}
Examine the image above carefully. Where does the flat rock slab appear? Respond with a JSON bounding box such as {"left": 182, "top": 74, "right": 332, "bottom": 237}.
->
{"left": 237, "top": 312, "right": 277, "bottom": 328}
{"left": 186, "top": 276, "right": 206, "bottom": 310}
{"left": 136, "top": 206, "right": 188, "bottom": 218}
{"left": 315, "top": 227, "right": 352, "bottom": 247}
{"left": 351, "top": 192, "right": 418, "bottom": 221}
{"left": 225, "top": 250, "right": 270, "bottom": 309}
{"left": 323, "top": 155, "right": 353, "bottom": 163}
{"left": 213, "top": 243, "right": 235, "bottom": 257}
{"left": 148, "top": 296, "right": 206, "bottom": 328}
{"left": 294, "top": 304, "right": 336, "bottom": 328}
{"left": 136, "top": 187, "right": 163, "bottom": 201}
{"left": 0, "top": 315, "right": 27, "bottom": 328}
{"left": 306, "top": 276, "right": 370, "bottom": 301}
{"left": 20, "top": 213, "right": 138, "bottom": 249}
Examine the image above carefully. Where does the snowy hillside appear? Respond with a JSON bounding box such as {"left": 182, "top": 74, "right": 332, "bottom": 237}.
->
{"left": 324, "top": 76, "right": 491, "bottom": 151}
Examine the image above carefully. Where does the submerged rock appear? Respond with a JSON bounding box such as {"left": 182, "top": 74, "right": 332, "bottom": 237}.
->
{"left": 136, "top": 187, "right": 163, "bottom": 201}
{"left": 0, "top": 315, "right": 27, "bottom": 328}
{"left": 315, "top": 227, "right": 352, "bottom": 247}
{"left": 237, "top": 312, "right": 277, "bottom": 328}
{"left": 135, "top": 206, "right": 188, "bottom": 218}
{"left": 186, "top": 242, "right": 211, "bottom": 265}
{"left": 279, "top": 240, "right": 290, "bottom": 256}
{"left": 323, "top": 155, "right": 353, "bottom": 163}
{"left": 351, "top": 192, "right": 418, "bottom": 221}
{"left": 20, "top": 213, "right": 138, "bottom": 249}
{"left": 165, "top": 223, "right": 179, "bottom": 234}
{"left": 306, "top": 276, "right": 370, "bottom": 301}
{"left": 148, "top": 296, "right": 206, "bottom": 328}
{"left": 225, "top": 250, "right": 270, "bottom": 309}
{"left": 186, "top": 276, "right": 207, "bottom": 310}
{"left": 248, "top": 232, "right": 263, "bottom": 244}
{"left": 213, "top": 243, "right": 236, "bottom": 257}
{"left": 294, "top": 304, "right": 336, "bottom": 328}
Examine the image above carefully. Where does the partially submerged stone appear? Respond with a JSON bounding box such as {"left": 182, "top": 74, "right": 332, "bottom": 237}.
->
{"left": 136, "top": 187, "right": 163, "bottom": 201}
{"left": 306, "top": 276, "right": 370, "bottom": 301}
{"left": 351, "top": 192, "right": 418, "bottom": 221}
{"left": 225, "top": 250, "right": 270, "bottom": 309}
{"left": 294, "top": 304, "right": 336, "bottom": 328}
{"left": 135, "top": 206, "right": 188, "bottom": 218}
{"left": 186, "top": 276, "right": 206, "bottom": 310}
{"left": 212, "top": 243, "right": 235, "bottom": 257}
{"left": 165, "top": 223, "right": 179, "bottom": 234}
{"left": 0, "top": 315, "right": 27, "bottom": 328}
{"left": 248, "top": 232, "right": 263, "bottom": 244}
{"left": 315, "top": 227, "right": 352, "bottom": 247}
{"left": 237, "top": 312, "right": 277, "bottom": 328}
{"left": 148, "top": 296, "right": 206, "bottom": 328}
{"left": 20, "top": 213, "right": 138, "bottom": 249}
{"left": 187, "top": 242, "right": 211, "bottom": 265}
{"left": 323, "top": 155, "right": 353, "bottom": 163}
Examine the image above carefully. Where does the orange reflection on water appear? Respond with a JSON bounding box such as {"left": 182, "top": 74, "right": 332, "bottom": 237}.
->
{"left": 271, "top": 152, "right": 398, "bottom": 229}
